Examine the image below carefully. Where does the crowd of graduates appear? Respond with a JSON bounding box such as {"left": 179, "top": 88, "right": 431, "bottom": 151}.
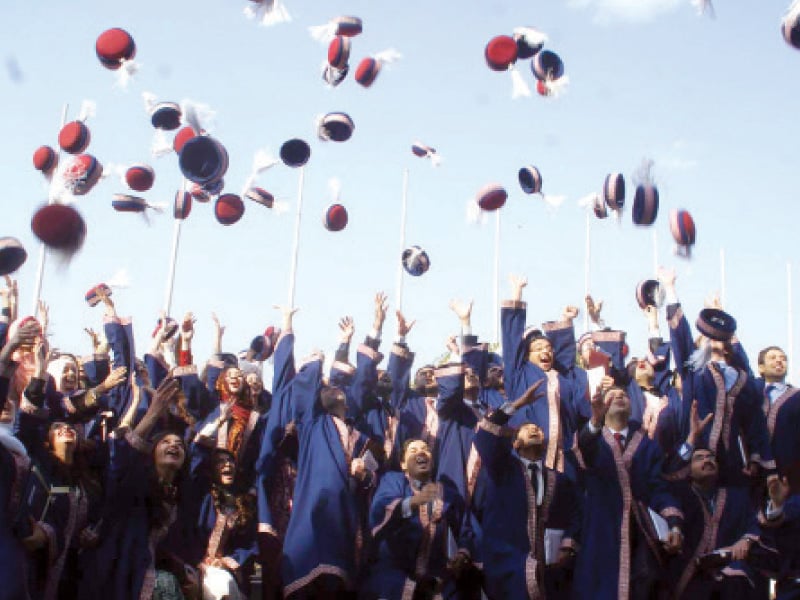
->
{"left": 2, "top": 266, "right": 800, "bottom": 600}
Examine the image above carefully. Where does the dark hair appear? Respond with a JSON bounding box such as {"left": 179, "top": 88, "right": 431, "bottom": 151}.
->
{"left": 320, "top": 385, "right": 346, "bottom": 413}
{"left": 45, "top": 422, "right": 101, "bottom": 497}
{"left": 209, "top": 449, "right": 254, "bottom": 529}
{"left": 758, "top": 346, "right": 785, "bottom": 366}
{"left": 147, "top": 430, "right": 188, "bottom": 530}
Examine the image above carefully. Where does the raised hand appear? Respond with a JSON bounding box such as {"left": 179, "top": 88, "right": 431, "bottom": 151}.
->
{"left": 657, "top": 266, "right": 676, "bottom": 290}
{"left": 562, "top": 304, "right": 580, "bottom": 323}
{"left": 396, "top": 310, "right": 416, "bottom": 337}
{"left": 448, "top": 299, "right": 473, "bottom": 326}
{"left": 409, "top": 482, "right": 440, "bottom": 509}
{"left": 687, "top": 400, "right": 713, "bottom": 447}
{"left": 509, "top": 274, "right": 528, "bottom": 301}
{"left": 273, "top": 305, "right": 299, "bottom": 332}
{"left": 180, "top": 312, "right": 196, "bottom": 342}
{"left": 98, "top": 366, "right": 128, "bottom": 394}
{"left": 150, "top": 377, "right": 181, "bottom": 415}
{"left": 445, "top": 335, "right": 460, "bottom": 357}
{"left": 338, "top": 316, "right": 355, "bottom": 343}
{"left": 36, "top": 300, "right": 49, "bottom": 337}
{"left": 586, "top": 295, "right": 603, "bottom": 325}
{"left": 373, "top": 291, "right": 388, "bottom": 332}
{"left": 589, "top": 375, "right": 616, "bottom": 428}
{"left": 511, "top": 380, "right": 546, "bottom": 411}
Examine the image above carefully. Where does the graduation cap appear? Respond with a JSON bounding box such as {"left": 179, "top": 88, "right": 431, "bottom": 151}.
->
{"left": 532, "top": 50, "right": 567, "bottom": 97}
{"left": 30, "top": 204, "right": 86, "bottom": 258}
{"left": 174, "top": 190, "right": 192, "bottom": 220}
{"left": 32, "top": 145, "right": 57, "bottom": 175}
{"left": 95, "top": 28, "right": 136, "bottom": 69}
{"left": 111, "top": 194, "right": 165, "bottom": 217}
{"left": 783, "top": 3, "right": 800, "bottom": 50}
{"left": 245, "top": 186, "right": 274, "bottom": 208}
{"left": 85, "top": 283, "right": 112, "bottom": 307}
{"left": 202, "top": 179, "right": 224, "bottom": 197}
{"left": 485, "top": 35, "right": 530, "bottom": 98}
{"left": 214, "top": 193, "right": 244, "bottom": 225}
{"left": 604, "top": 172, "right": 625, "bottom": 211}
{"left": 63, "top": 154, "right": 103, "bottom": 196}
{"left": 173, "top": 126, "right": 198, "bottom": 154}
{"left": 402, "top": 245, "right": 430, "bottom": 276}
{"left": 696, "top": 308, "right": 736, "bottom": 342}
{"left": 670, "top": 209, "right": 696, "bottom": 256}
{"left": 632, "top": 184, "right": 658, "bottom": 226}
{"left": 513, "top": 26, "right": 547, "bottom": 59}
{"left": 593, "top": 194, "right": 608, "bottom": 219}
{"left": 280, "top": 138, "right": 311, "bottom": 168}
{"left": 519, "top": 166, "right": 542, "bottom": 194}
{"left": 310, "top": 15, "right": 363, "bottom": 42}
{"left": 0, "top": 237, "right": 27, "bottom": 276}
{"left": 179, "top": 135, "right": 229, "bottom": 187}
{"left": 58, "top": 121, "right": 91, "bottom": 155}
{"left": 248, "top": 329, "right": 278, "bottom": 362}
{"left": 322, "top": 64, "right": 349, "bottom": 87}
{"left": 476, "top": 183, "right": 507, "bottom": 211}
{"left": 318, "top": 112, "right": 355, "bottom": 142}
{"left": 124, "top": 164, "right": 155, "bottom": 192}
{"left": 354, "top": 49, "right": 402, "bottom": 88}
{"left": 328, "top": 35, "right": 351, "bottom": 70}
{"left": 149, "top": 103, "right": 181, "bottom": 131}
{"left": 152, "top": 317, "right": 179, "bottom": 341}
{"left": 635, "top": 279, "right": 665, "bottom": 310}
{"left": 324, "top": 203, "right": 348, "bottom": 231}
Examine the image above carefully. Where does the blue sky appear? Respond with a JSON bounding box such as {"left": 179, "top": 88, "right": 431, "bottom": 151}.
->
{"left": 2, "top": 0, "right": 799, "bottom": 382}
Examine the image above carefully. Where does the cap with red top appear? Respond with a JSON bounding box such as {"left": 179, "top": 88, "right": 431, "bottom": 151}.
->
{"left": 215, "top": 194, "right": 244, "bottom": 225}
{"left": 31, "top": 204, "right": 87, "bottom": 258}
{"left": 354, "top": 49, "right": 402, "bottom": 88}
{"left": 33, "top": 146, "right": 58, "bottom": 175}
{"left": 125, "top": 164, "right": 155, "bottom": 192}
{"left": 95, "top": 28, "right": 136, "bottom": 69}
{"left": 328, "top": 36, "right": 351, "bottom": 70}
{"left": 476, "top": 184, "right": 507, "bottom": 211}
{"left": 85, "top": 283, "right": 112, "bottom": 307}
{"left": 324, "top": 203, "right": 348, "bottom": 231}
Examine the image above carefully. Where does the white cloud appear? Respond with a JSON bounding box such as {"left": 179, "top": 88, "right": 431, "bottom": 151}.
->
{"left": 567, "top": 0, "right": 685, "bottom": 24}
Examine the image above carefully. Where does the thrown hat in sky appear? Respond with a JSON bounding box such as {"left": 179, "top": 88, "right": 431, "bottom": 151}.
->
{"left": 476, "top": 184, "right": 508, "bottom": 211}
{"left": 402, "top": 246, "right": 430, "bottom": 276}
{"left": 783, "top": 2, "right": 800, "bottom": 49}
{"left": 174, "top": 190, "right": 192, "bottom": 220}
{"left": 670, "top": 209, "right": 696, "bottom": 258}
{"left": 245, "top": 187, "right": 274, "bottom": 208}
{"left": 280, "top": 138, "right": 311, "bottom": 167}
{"left": 215, "top": 193, "right": 245, "bottom": 225}
{"left": 310, "top": 15, "right": 363, "bottom": 43}
{"left": 355, "top": 49, "right": 402, "bottom": 88}
{"left": 635, "top": 279, "right": 665, "bottom": 310}
{"left": 518, "top": 166, "right": 543, "bottom": 195}
{"left": 328, "top": 36, "right": 351, "bottom": 70}
{"left": 32, "top": 146, "right": 58, "bottom": 175}
{"left": 31, "top": 204, "right": 86, "bottom": 258}
{"left": 632, "top": 184, "right": 659, "bottom": 226}
{"left": 513, "top": 26, "right": 547, "bottom": 59}
{"left": 318, "top": 112, "right": 355, "bottom": 142}
{"left": 603, "top": 173, "right": 625, "bottom": 211}
{"left": 63, "top": 154, "right": 103, "bottom": 196}
{"left": 95, "top": 28, "right": 138, "bottom": 86}
{"left": 324, "top": 203, "right": 348, "bottom": 231}
{"left": 0, "top": 237, "right": 27, "bottom": 276}
{"left": 179, "top": 135, "right": 229, "bottom": 186}
{"left": 124, "top": 164, "right": 155, "bottom": 192}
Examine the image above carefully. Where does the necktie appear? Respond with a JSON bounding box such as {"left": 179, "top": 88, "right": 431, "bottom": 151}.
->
{"left": 613, "top": 432, "right": 625, "bottom": 449}
{"left": 528, "top": 462, "right": 540, "bottom": 500}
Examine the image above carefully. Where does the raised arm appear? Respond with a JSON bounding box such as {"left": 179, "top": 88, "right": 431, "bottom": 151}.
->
{"left": 501, "top": 275, "right": 529, "bottom": 400}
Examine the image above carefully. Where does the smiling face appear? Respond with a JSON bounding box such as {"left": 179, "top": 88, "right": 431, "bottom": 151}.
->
{"left": 580, "top": 338, "right": 596, "bottom": 365}
{"left": 245, "top": 372, "right": 263, "bottom": 394}
{"left": 759, "top": 348, "right": 787, "bottom": 383}
{"left": 154, "top": 434, "right": 186, "bottom": 471}
{"left": 213, "top": 451, "right": 236, "bottom": 488}
{"left": 464, "top": 367, "right": 480, "bottom": 391}
{"left": 414, "top": 367, "right": 437, "bottom": 395}
{"left": 514, "top": 423, "right": 544, "bottom": 451}
{"left": 402, "top": 440, "right": 433, "bottom": 482}
{"left": 224, "top": 368, "right": 244, "bottom": 395}
{"left": 528, "top": 338, "right": 553, "bottom": 372}
{"left": 61, "top": 361, "right": 79, "bottom": 392}
{"left": 629, "top": 357, "right": 655, "bottom": 386}
{"left": 49, "top": 422, "right": 78, "bottom": 454}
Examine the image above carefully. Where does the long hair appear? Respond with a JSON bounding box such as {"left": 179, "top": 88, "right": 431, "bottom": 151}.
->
{"left": 146, "top": 430, "right": 188, "bottom": 530}
{"left": 209, "top": 485, "right": 255, "bottom": 530}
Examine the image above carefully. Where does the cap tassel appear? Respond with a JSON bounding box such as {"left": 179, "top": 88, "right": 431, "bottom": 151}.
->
{"left": 115, "top": 58, "right": 139, "bottom": 88}
{"left": 241, "top": 149, "right": 278, "bottom": 194}
{"left": 272, "top": 199, "right": 290, "bottom": 215}
{"left": 328, "top": 177, "right": 342, "bottom": 202}
{"left": 245, "top": 0, "right": 291, "bottom": 26}
{"left": 151, "top": 130, "right": 172, "bottom": 158}
{"left": 78, "top": 100, "right": 97, "bottom": 122}
{"left": 691, "top": 0, "right": 715, "bottom": 17}
{"left": 509, "top": 65, "right": 531, "bottom": 99}
{"left": 429, "top": 152, "right": 443, "bottom": 167}
{"left": 374, "top": 48, "right": 403, "bottom": 65}
{"left": 308, "top": 21, "right": 337, "bottom": 43}
{"left": 465, "top": 200, "right": 486, "bottom": 225}
{"left": 787, "top": 0, "right": 800, "bottom": 19}
{"left": 541, "top": 193, "right": 565, "bottom": 209}
{"left": 106, "top": 268, "right": 131, "bottom": 289}
{"left": 577, "top": 192, "right": 599, "bottom": 208}
{"left": 543, "top": 75, "right": 569, "bottom": 98}
{"left": 142, "top": 91, "right": 158, "bottom": 114}
{"left": 180, "top": 99, "right": 215, "bottom": 134}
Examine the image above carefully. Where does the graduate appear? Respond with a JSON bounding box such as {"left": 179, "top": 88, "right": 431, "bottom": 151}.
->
{"left": 660, "top": 267, "right": 775, "bottom": 487}
{"left": 757, "top": 475, "right": 800, "bottom": 599}
{"left": 79, "top": 377, "right": 200, "bottom": 600}
{"left": 571, "top": 377, "right": 684, "bottom": 600}
{"left": 0, "top": 319, "right": 39, "bottom": 600}
{"left": 501, "top": 275, "right": 579, "bottom": 473}
{"left": 361, "top": 438, "right": 470, "bottom": 600}
{"left": 280, "top": 350, "right": 375, "bottom": 597}
{"left": 473, "top": 380, "right": 582, "bottom": 600}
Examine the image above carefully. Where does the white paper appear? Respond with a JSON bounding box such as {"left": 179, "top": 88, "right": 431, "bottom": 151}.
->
{"left": 545, "top": 528, "right": 565, "bottom": 565}
{"left": 648, "top": 508, "right": 669, "bottom": 541}
{"left": 586, "top": 365, "right": 606, "bottom": 401}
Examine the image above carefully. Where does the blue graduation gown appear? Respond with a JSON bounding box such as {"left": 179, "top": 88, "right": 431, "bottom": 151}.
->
{"left": 670, "top": 483, "right": 761, "bottom": 599}
{"left": 473, "top": 419, "right": 581, "bottom": 600}
{"left": 756, "top": 379, "right": 800, "bottom": 479}
{"left": 756, "top": 494, "right": 800, "bottom": 598}
{"left": 571, "top": 423, "right": 684, "bottom": 600}
{"left": 501, "top": 302, "right": 578, "bottom": 473}
{"left": 280, "top": 355, "right": 373, "bottom": 596}
{"left": 667, "top": 303, "right": 775, "bottom": 485}
{"left": 361, "top": 472, "right": 465, "bottom": 600}
{"left": 0, "top": 439, "right": 31, "bottom": 600}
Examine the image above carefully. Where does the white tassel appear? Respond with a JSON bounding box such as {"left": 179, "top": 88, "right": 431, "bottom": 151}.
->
{"left": 147, "top": 202, "right": 167, "bottom": 214}
{"left": 78, "top": 100, "right": 96, "bottom": 122}
{"left": 510, "top": 66, "right": 531, "bottom": 99}
{"left": 328, "top": 177, "right": 342, "bottom": 202}
{"left": 151, "top": 130, "right": 172, "bottom": 158}
{"left": 309, "top": 21, "right": 337, "bottom": 43}
{"left": 241, "top": 149, "right": 278, "bottom": 194}
{"left": 374, "top": 48, "right": 402, "bottom": 64}
{"left": 259, "top": 0, "right": 291, "bottom": 26}
{"left": 577, "top": 192, "right": 599, "bottom": 208}
{"left": 106, "top": 269, "right": 130, "bottom": 289}
{"left": 543, "top": 75, "right": 569, "bottom": 98}
{"left": 272, "top": 199, "right": 290, "bottom": 215}
{"left": 180, "top": 99, "right": 215, "bottom": 133}
{"left": 541, "top": 194, "right": 566, "bottom": 209}
{"left": 788, "top": 0, "right": 800, "bottom": 18}
{"left": 691, "top": 0, "right": 715, "bottom": 17}
{"left": 512, "top": 27, "right": 549, "bottom": 46}
{"left": 466, "top": 200, "right": 487, "bottom": 225}
{"left": 633, "top": 158, "right": 655, "bottom": 186}
{"left": 115, "top": 59, "right": 139, "bottom": 89}
{"left": 429, "top": 152, "right": 443, "bottom": 167}
{"left": 142, "top": 91, "right": 157, "bottom": 114}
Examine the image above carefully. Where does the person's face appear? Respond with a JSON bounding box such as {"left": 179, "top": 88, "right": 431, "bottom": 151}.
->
{"left": 61, "top": 362, "right": 79, "bottom": 392}
{"left": 403, "top": 440, "right": 433, "bottom": 481}
{"left": 485, "top": 365, "right": 504, "bottom": 389}
{"left": 580, "top": 339, "right": 595, "bottom": 364}
{"left": 50, "top": 422, "right": 77, "bottom": 453}
{"left": 154, "top": 434, "right": 185, "bottom": 470}
{"left": 708, "top": 339, "right": 730, "bottom": 359}
{"left": 759, "top": 349, "right": 788, "bottom": 381}
{"left": 631, "top": 357, "right": 655, "bottom": 382}
{"left": 415, "top": 367, "right": 436, "bottom": 392}
{"left": 464, "top": 367, "right": 479, "bottom": 391}
{"left": 213, "top": 452, "right": 236, "bottom": 487}
{"left": 225, "top": 368, "right": 244, "bottom": 395}
{"left": 689, "top": 449, "right": 718, "bottom": 483}
{"left": 605, "top": 388, "right": 631, "bottom": 419}
{"left": 245, "top": 372, "right": 263, "bottom": 394}
{"left": 514, "top": 423, "right": 544, "bottom": 450}
{"left": 528, "top": 338, "right": 553, "bottom": 372}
